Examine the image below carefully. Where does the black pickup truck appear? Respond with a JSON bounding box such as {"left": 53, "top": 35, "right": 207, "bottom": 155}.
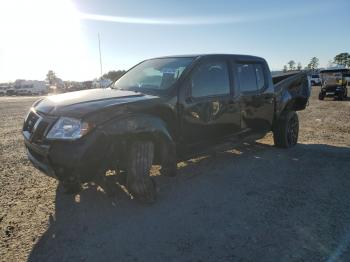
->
{"left": 23, "top": 54, "right": 310, "bottom": 202}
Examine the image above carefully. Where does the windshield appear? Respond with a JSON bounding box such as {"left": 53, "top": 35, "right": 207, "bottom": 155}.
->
{"left": 112, "top": 57, "right": 194, "bottom": 92}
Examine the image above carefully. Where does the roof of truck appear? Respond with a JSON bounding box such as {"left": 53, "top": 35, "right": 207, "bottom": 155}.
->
{"left": 153, "top": 54, "right": 265, "bottom": 61}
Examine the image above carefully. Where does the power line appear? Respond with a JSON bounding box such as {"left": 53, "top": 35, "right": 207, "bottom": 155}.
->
{"left": 98, "top": 33, "right": 103, "bottom": 78}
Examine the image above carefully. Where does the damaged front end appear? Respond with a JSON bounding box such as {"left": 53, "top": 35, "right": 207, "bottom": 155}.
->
{"left": 23, "top": 105, "right": 177, "bottom": 200}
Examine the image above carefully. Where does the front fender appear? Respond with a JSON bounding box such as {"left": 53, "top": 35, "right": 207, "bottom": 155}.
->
{"left": 102, "top": 114, "right": 172, "bottom": 141}
{"left": 101, "top": 114, "right": 176, "bottom": 165}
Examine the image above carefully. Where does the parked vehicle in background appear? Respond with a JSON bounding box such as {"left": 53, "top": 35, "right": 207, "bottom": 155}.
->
{"left": 319, "top": 68, "right": 349, "bottom": 100}
{"left": 0, "top": 83, "right": 11, "bottom": 95}
{"left": 344, "top": 73, "right": 350, "bottom": 86}
{"left": 23, "top": 54, "right": 310, "bottom": 203}
{"left": 16, "top": 87, "right": 33, "bottom": 96}
{"left": 6, "top": 89, "right": 17, "bottom": 96}
{"left": 310, "top": 74, "right": 321, "bottom": 86}
{"left": 14, "top": 80, "right": 48, "bottom": 96}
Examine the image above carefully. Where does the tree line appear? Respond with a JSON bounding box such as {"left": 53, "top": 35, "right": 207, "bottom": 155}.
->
{"left": 45, "top": 69, "right": 126, "bottom": 86}
{"left": 283, "top": 52, "right": 350, "bottom": 72}
{"left": 101, "top": 70, "right": 126, "bottom": 82}
{"left": 47, "top": 52, "right": 350, "bottom": 83}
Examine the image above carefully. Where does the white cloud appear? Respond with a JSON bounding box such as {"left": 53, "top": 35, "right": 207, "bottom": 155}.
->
{"left": 78, "top": 7, "right": 320, "bottom": 26}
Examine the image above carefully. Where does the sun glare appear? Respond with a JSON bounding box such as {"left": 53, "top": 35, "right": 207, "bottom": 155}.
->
{"left": 0, "top": 0, "right": 96, "bottom": 81}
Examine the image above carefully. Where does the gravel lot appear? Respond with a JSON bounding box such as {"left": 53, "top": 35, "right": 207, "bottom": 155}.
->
{"left": 1, "top": 87, "right": 350, "bottom": 262}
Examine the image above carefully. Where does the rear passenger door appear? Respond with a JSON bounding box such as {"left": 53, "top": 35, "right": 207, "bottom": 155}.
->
{"left": 235, "top": 62, "right": 274, "bottom": 132}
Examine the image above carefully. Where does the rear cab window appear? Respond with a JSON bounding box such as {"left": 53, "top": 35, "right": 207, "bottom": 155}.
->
{"left": 236, "top": 63, "right": 266, "bottom": 94}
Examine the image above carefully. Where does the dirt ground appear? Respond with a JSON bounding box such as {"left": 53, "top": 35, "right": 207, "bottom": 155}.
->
{"left": 0, "top": 87, "right": 349, "bottom": 262}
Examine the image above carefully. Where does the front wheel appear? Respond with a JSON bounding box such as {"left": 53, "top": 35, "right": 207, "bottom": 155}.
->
{"left": 126, "top": 140, "right": 157, "bottom": 203}
{"left": 60, "top": 176, "right": 82, "bottom": 194}
{"left": 273, "top": 111, "right": 299, "bottom": 148}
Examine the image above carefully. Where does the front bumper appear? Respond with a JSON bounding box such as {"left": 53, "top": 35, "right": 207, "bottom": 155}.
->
{"left": 23, "top": 130, "right": 110, "bottom": 181}
{"left": 26, "top": 148, "right": 55, "bottom": 177}
{"left": 320, "top": 87, "right": 345, "bottom": 96}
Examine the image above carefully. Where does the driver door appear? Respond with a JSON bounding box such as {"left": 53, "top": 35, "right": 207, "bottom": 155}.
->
{"left": 179, "top": 57, "right": 241, "bottom": 145}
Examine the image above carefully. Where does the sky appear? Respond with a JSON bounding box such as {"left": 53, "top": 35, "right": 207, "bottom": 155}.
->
{"left": 0, "top": 0, "right": 349, "bottom": 82}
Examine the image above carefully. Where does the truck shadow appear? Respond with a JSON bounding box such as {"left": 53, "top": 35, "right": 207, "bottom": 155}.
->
{"left": 28, "top": 142, "right": 350, "bottom": 262}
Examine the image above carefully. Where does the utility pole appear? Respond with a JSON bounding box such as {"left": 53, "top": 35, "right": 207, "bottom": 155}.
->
{"left": 98, "top": 33, "right": 103, "bottom": 87}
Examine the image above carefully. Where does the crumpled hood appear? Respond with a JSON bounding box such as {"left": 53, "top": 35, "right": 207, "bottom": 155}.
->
{"left": 34, "top": 88, "right": 159, "bottom": 118}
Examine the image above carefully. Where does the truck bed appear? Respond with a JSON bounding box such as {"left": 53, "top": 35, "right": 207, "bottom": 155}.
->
{"left": 273, "top": 72, "right": 310, "bottom": 115}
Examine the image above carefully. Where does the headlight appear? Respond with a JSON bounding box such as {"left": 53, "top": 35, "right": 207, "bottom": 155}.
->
{"left": 46, "top": 117, "right": 94, "bottom": 140}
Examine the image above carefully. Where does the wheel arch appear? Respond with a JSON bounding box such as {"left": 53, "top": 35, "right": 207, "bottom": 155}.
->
{"left": 102, "top": 113, "right": 176, "bottom": 167}
{"left": 274, "top": 71, "right": 310, "bottom": 121}
{"left": 283, "top": 97, "right": 308, "bottom": 111}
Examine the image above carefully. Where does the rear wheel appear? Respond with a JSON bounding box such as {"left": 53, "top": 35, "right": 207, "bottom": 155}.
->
{"left": 273, "top": 111, "right": 299, "bottom": 148}
{"left": 337, "top": 92, "right": 344, "bottom": 101}
{"left": 126, "top": 140, "right": 157, "bottom": 203}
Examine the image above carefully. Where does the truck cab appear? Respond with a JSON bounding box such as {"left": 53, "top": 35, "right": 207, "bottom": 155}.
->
{"left": 178, "top": 55, "right": 275, "bottom": 146}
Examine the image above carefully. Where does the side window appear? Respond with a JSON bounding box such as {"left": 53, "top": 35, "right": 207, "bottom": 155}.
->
{"left": 255, "top": 64, "right": 265, "bottom": 90}
{"left": 237, "top": 63, "right": 265, "bottom": 93}
{"left": 191, "top": 61, "right": 230, "bottom": 98}
{"left": 237, "top": 64, "right": 257, "bottom": 93}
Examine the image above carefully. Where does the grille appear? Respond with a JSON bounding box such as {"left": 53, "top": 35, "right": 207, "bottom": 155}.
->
{"left": 31, "top": 121, "right": 49, "bottom": 142}
{"left": 23, "top": 111, "right": 52, "bottom": 142}
{"left": 23, "top": 111, "right": 40, "bottom": 133}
